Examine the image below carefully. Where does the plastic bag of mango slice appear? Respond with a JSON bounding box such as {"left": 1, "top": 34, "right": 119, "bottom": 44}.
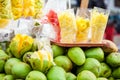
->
{"left": 0, "top": 0, "right": 13, "bottom": 19}
{"left": 0, "top": 0, "right": 13, "bottom": 28}
{"left": 11, "top": 0, "right": 43, "bottom": 19}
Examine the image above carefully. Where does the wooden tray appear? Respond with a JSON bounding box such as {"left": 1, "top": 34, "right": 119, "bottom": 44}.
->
{"left": 51, "top": 42, "right": 105, "bottom": 47}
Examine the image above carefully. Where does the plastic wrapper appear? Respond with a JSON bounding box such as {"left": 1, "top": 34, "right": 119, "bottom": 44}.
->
{"left": 30, "top": 37, "right": 54, "bottom": 73}
{"left": 58, "top": 9, "right": 77, "bottom": 43}
{"left": 0, "top": 29, "right": 14, "bottom": 42}
{"left": 43, "top": 0, "right": 67, "bottom": 14}
{"left": 76, "top": 9, "right": 90, "bottom": 42}
{"left": 46, "top": 10, "right": 61, "bottom": 42}
{"left": 90, "top": 7, "right": 109, "bottom": 43}
{"left": 0, "top": 0, "right": 13, "bottom": 19}
{"left": 29, "top": 11, "right": 60, "bottom": 42}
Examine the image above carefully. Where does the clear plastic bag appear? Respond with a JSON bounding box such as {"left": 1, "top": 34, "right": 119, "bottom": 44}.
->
{"left": 58, "top": 9, "right": 77, "bottom": 43}
{"left": 76, "top": 8, "right": 90, "bottom": 42}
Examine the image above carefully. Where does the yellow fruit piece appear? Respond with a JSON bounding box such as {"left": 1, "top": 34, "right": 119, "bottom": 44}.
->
{"left": 76, "top": 17, "right": 90, "bottom": 42}
{"left": 13, "top": 34, "right": 34, "bottom": 52}
{"left": 34, "top": 0, "right": 43, "bottom": 18}
{"left": 0, "top": 19, "right": 10, "bottom": 28}
{"left": 76, "top": 17, "right": 90, "bottom": 31}
{"left": 91, "top": 10, "right": 108, "bottom": 28}
{"left": 23, "top": 0, "right": 35, "bottom": 17}
{"left": 11, "top": 0, "right": 23, "bottom": 19}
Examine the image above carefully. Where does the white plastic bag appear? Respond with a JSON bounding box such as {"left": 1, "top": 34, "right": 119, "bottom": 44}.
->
{"left": 43, "top": 0, "right": 68, "bottom": 14}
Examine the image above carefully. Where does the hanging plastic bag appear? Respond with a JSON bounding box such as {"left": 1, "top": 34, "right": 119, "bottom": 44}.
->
{"left": 43, "top": 0, "right": 68, "bottom": 14}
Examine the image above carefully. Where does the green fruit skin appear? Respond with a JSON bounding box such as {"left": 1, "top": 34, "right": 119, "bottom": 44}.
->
{"left": 52, "top": 44, "right": 65, "bottom": 58}
{"left": 108, "top": 77, "right": 114, "bottom": 80}
{"left": 77, "top": 58, "right": 100, "bottom": 77}
{"left": 85, "top": 47, "right": 104, "bottom": 62}
{"left": 6, "top": 48, "right": 13, "bottom": 58}
{"left": 11, "top": 62, "right": 32, "bottom": 79}
{"left": 112, "top": 67, "right": 120, "bottom": 79}
{"left": 0, "top": 50, "right": 9, "bottom": 72}
{"left": 66, "top": 72, "right": 77, "bottom": 80}
{"left": 25, "top": 71, "right": 47, "bottom": 80}
{"left": 68, "top": 47, "right": 85, "bottom": 66}
{"left": 0, "top": 74, "right": 5, "bottom": 80}
{"left": 77, "top": 70, "right": 96, "bottom": 80}
{"left": 9, "top": 40, "right": 33, "bottom": 58}
{"left": 106, "top": 52, "right": 120, "bottom": 68}
{"left": 0, "top": 60, "right": 5, "bottom": 72}
{"left": 54, "top": 56, "right": 73, "bottom": 72}
{"left": 97, "top": 77, "right": 108, "bottom": 80}
{"left": 99, "top": 63, "right": 112, "bottom": 78}
{"left": 30, "top": 58, "right": 53, "bottom": 73}
{"left": 3, "top": 75, "right": 14, "bottom": 80}
{"left": 4, "top": 58, "right": 21, "bottom": 74}
{"left": 23, "top": 52, "right": 33, "bottom": 65}
{"left": 47, "top": 66, "right": 66, "bottom": 80}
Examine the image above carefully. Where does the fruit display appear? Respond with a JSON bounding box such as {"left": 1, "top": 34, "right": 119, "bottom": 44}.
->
{"left": 0, "top": 1, "right": 119, "bottom": 79}
{"left": 0, "top": 33, "right": 120, "bottom": 80}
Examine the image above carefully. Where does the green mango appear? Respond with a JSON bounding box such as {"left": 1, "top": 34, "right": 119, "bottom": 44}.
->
{"left": 51, "top": 44, "right": 66, "bottom": 58}
{"left": 97, "top": 77, "right": 108, "bottom": 80}
{"left": 99, "top": 63, "right": 111, "bottom": 78}
{"left": 11, "top": 62, "right": 32, "bottom": 79}
{"left": 66, "top": 72, "right": 76, "bottom": 80}
{"left": 6, "top": 48, "right": 13, "bottom": 58}
{"left": 3, "top": 75, "right": 14, "bottom": 80}
{"left": 67, "top": 47, "right": 85, "bottom": 66}
{"left": 77, "top": 58, "right": 101, "bottom": 77}
{"left": 0, "top": 50, "right": 9, "bottom": 72}
{"left": 23, "top": 52, "right": 33, "bottom": 65}
{"left": 77, "top": 70, "right": 96, "bottom": 80}
{"left": 106, "top": 52, "right": 120, "bottom": 68}
{"left": 25, "top": 71, "right": 47, "bottom": 80}
{"left": 0, "top": 74, "right": 5, "bottom": 80}
{"left": 4, "top": 58, "right": 21, "bottom": 74}
{"left": 54, "top": 56, "right": 73, "bottom": 72}
{"left": 85, "top": 47, "right": 104, "bottom": 62}
{"left": 112, "top": 67, "right": 120, "bottom": 79}
{"left": 108, "top": 77, "right": 114, "bottom": 80}
{"left": 47, "top": 66, "right": 66, "bottom": 80}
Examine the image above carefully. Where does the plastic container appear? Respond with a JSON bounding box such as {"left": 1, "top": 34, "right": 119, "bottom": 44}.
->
{"left": 90, "top": 7, "right": 109, "bottom": 43}
{"left": 76, "top": 8, "right": 90, "bottom": 43}
{"left": 58, "top": 9, "right": 77, "bottom": 43}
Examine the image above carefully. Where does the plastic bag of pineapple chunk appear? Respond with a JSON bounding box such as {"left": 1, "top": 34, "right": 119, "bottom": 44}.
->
{"left": 0, "top": 0, "right": 13, "bottom": 19}
{"left": 58, "top": 9, "right": 77, "bottom": 43}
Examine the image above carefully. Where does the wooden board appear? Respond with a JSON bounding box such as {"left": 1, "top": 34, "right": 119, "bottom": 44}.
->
{"left": 51, "top": 42, "right": 105, "bottom": 47}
